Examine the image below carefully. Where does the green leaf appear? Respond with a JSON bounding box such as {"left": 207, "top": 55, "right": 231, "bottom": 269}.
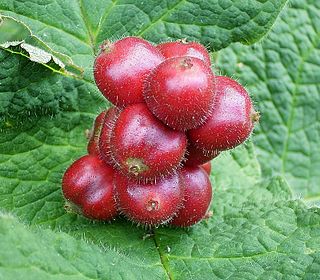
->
{"left": 0, "top": 0, "right": 288, "bottom": 77}
{"left": 1, "top": 111, "right": 319, "bottom": 279}
{"left": 1, "top": 77, "right": 319, "bottom": 278}
{"left": 216, "top": 0, "right": 320, "bottom": 205}
{"left": 0, "top": 16, "right": 82, "bottom": 76}
{"left": 0, "top": 213, "right": 167, "bottom": 280}
{"left": 0, "top": 49, "right": 91, "bottom": 121}
{"left": 156, "top": 182, "right": 320, "bottom": 279}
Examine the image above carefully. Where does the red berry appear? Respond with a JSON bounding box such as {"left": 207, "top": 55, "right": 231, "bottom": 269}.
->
{"left": 87, "top": 110, "right": 108, "bottom": 156}
{"left": 114, "top": 172, "right": 184, "bottom": 225}
{"left": 188, "top": 76, "right": 259, "bottom": 151}
{"left": 110, "top": 103, "right": 187, "bottom": 180}
{"left": 94, "top": 37, "right": 164, "bottom": 107}
{"left": 185, "top": 141, "right": 220, "bottom": 166}
{"left": 171, "top": 166, "right": 212, "bottom": 227}
{"left": 144, "top": 56, "right": 215, "bottom": 131}
{"left": 98, "top": 107, "right": 120, "bottom": 164}
{"left": 157, "top": 39, "right": 211, "bottom": 65}
{"left": 62, "top": 155, "right": 117, "bottom": 220}
{"left": 201, "top": 162, "right": 212, "bottom": 175}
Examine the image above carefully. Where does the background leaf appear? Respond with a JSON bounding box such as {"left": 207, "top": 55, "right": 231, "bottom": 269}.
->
{"left": 0, "top": 16, "right": 82, "bottom": 75}
{"left": 1, "top": 0, "right": 319, "bottom": 279}
{"left": 0, "top": 0, "right": 288, "bottom": 78}
{"left": 217, "top": 0, "right": 320, "bottom": 205}
{"left": 0, "top": 213, "right": 167, "bottom": 280}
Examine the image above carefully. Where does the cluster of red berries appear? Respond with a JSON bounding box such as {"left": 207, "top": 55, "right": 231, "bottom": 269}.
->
{"left": 62, "top": 37, "right": 258, "bottom": 227}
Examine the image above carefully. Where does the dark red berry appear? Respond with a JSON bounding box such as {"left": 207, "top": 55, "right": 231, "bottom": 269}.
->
{"left": 110, "top": 103, "right": 187, "bottom": 180}
{"left": 144, "top": 56, "right": 215, "bottom": 131}
{"left": 94, "top": 37, "right": 164, "bottom": 107}
{"left": 185, "top": 141, "right": 220, "bottom": 166}
{"left": 157, "top": 39, "right": 211, "bottom": 65}
{"left": 201, "top": 162, "right": 211, "bottom": 175}
{"left": 171, "top": 166, "right": 212, "bottom": 227}
{"left": 87, "top": 110, "right": 108, "bottom": 156}
{"left": 114, "top": 172, "right": 184, "bottom": 225}
{"left": 62, "top": 155, "right": 117, "bottom": 220}
{"left": 189, "top": 76, "right": 259, "bottom": 151}
{"left": 98, "top": 107, "right": 120, "bottom": 164}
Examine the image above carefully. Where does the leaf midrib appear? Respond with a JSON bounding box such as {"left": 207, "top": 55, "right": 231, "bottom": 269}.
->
{"left": 153, "top": 230, "right": 173, "bottom": 280}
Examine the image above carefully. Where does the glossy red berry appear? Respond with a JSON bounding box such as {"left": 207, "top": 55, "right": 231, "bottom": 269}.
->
{"left": 144, "top": 56, "right": 215, "bottom": 131}
{"left": 157, "top": 39, "right": 211, "bottom": 65}
{"left": 114, "top": 172, "right": 184, "bottom": 225}
{"left": 110, "top": 103, "right": 187, "bottom": 180}
{"left": 94, "top": 37, "right": 164, "bottom": 107}
{"left": 185, "top": 142, "right": 220, "bottom": 166}
{"left": 189, "top": 76, "right": 259, "bottom": 152}
{"left": 201, "top": 162, "right": 212, "bottom": 175}
{"left": 98, "top": 107, "right": 120, "bottom": 164}
{"left": 87, "top": 110, "right": 107, "bottom": 157}
{"left": 62, "top": 155, "right": 117, "bottom": 220}
{"left": 171, "top": 166, "right": 212, "bottom": 227}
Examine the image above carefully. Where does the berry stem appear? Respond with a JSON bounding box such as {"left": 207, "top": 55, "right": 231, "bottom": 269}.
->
{"left": 64, "top": 200, "right": 82, "bottom": 215}
{"left": 100, "top": 40, "right": 113, "bottom": 53}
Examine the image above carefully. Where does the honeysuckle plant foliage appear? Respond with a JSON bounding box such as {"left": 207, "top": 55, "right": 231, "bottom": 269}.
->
{"left": 0, "top": 0, "right": 319, "bottom": 279}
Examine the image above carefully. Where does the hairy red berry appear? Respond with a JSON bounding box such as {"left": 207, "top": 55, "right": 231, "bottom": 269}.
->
{"left": 114, "top": 172, "right": 184, "bottom": 225}
{"left": 189, "top": 76, "right": 259, "bottom": 151}
{"left": 98, "top": 107, "right": 120, "bottom": 164}
{"left": 144, "top": 56, "right": 215, "bottom": 131}
{"left": 157, "top": 39, "right": 211, "bottom": 65}
{"left": 110, "top": 103, "right": 187, "bottom": 180}
{"left": 171, "top": 166, "right": 212, "bottom": 227}
{"left": 87, "top": 110, "right": 108, "bottom": 157}
{"left": 62, "top": 155, "right": 117, "bottom": 220}
{"left": 185, "top": 142, "right": 220, "bottom": 166}
{"left": 94, "top": 37, "right": 164, "bottom": 107}
{"left": 201, "top": 162, "right": 212, "bottom": 175}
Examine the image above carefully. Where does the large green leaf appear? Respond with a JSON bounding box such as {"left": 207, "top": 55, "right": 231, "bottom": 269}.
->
{"left": 0, "top": 213, "right": 166, "bottom": 280}
{"left": 3, "top": 193, "right": 317, "bottom": 280}
{"left": 156, "top": 182, "right": 320, "bottom": 279}
{"left": 217, "top": 0, "right": 320, "bottom": 205}
{"left": 0, "top": 16, "right": 82, "bottom": 76}
{"left": 0, "top": 49, "right": 84, "bottom": 121}
{"left": 1, "top": 0, "right": 320, "bottom": 279}
{"left": 1, "top": 109, "right": 319, "bottom": 279}
{"left": 0, "top": 0, "right": 288, "bottom": 79}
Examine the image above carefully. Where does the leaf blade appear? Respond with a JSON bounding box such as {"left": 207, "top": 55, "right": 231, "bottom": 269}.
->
{"left": 217, "top": 0, "right": 320, "bottom": 204}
